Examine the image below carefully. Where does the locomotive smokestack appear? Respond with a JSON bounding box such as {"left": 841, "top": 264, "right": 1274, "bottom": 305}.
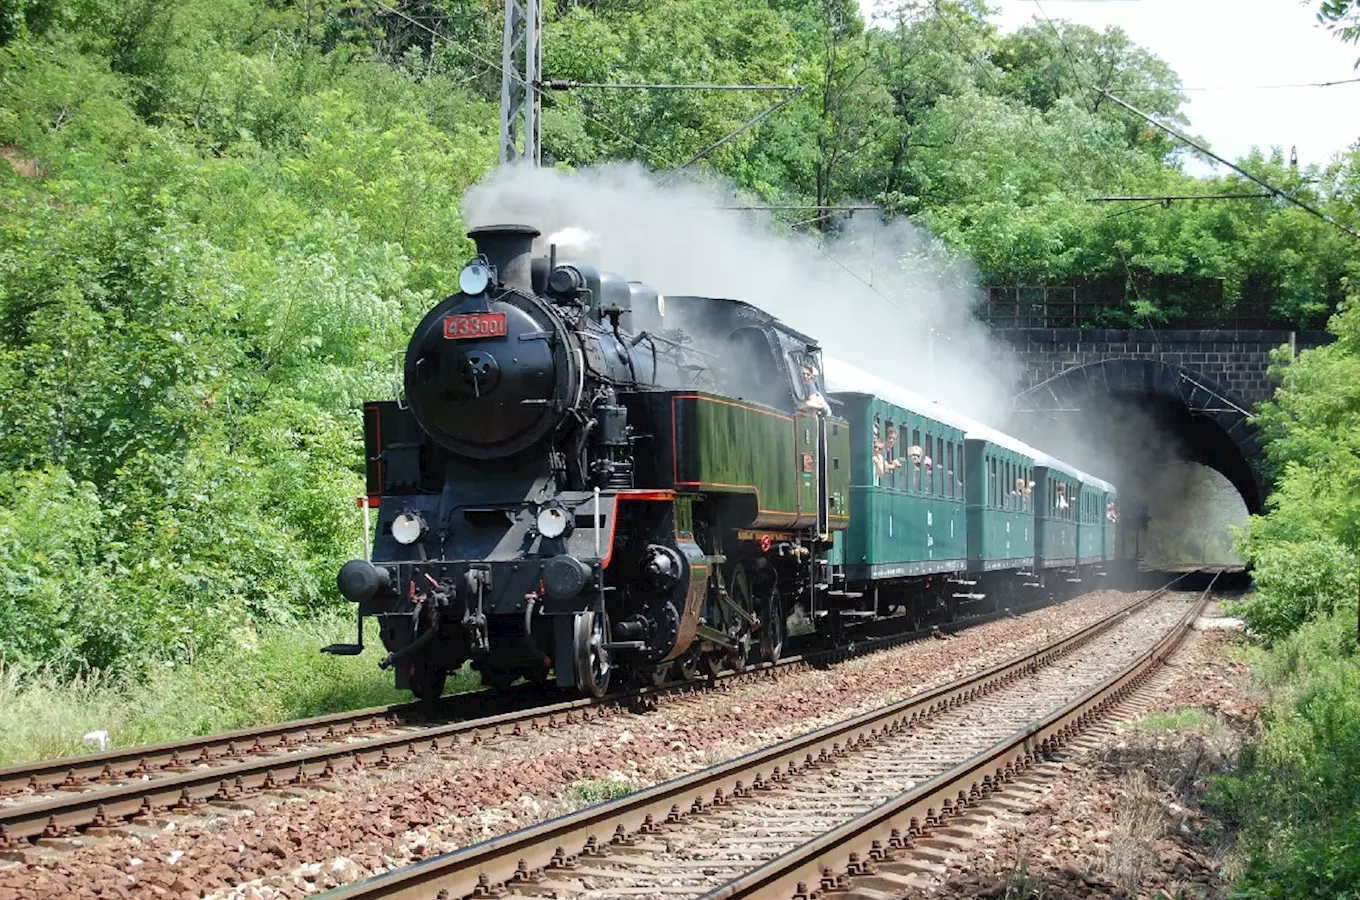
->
{"left": 468, "top": 224, "right": 540, "bottom": 293}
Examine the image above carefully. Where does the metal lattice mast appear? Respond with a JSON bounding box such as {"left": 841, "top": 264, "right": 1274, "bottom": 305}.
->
{"left": 499, "top": 0, "right": 541, "bottom": 166}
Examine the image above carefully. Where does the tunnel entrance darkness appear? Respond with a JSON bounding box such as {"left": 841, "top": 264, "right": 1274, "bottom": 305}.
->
{"left": 1006, "top": 360, "right": 1264, "bottom": 560}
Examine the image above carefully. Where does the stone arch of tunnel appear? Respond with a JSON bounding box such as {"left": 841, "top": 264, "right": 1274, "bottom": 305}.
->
{"left": 1007, "top": 358, "right": 1265, "bottom": 518}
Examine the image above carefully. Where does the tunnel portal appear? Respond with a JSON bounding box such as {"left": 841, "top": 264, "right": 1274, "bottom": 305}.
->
{"left": 1008, "top": 358, "right": 1263, "bottom": 514}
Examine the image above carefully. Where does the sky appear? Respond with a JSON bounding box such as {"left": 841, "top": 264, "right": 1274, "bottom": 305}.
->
{"left": 861, "top": 0, "right": 1360, "bottom": 173}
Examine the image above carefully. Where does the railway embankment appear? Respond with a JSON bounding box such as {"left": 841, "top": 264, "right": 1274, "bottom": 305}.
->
{"left": 0, "top": 589, "right": 1142, "bottom": 899}
{"left": 898, "top": 600, "right": 1256, "bottom": 899}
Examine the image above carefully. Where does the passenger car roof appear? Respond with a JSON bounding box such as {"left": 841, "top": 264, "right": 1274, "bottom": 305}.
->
{"left": 824, "top": 356, "right": 1116, "bottom": 491}
{"left": 823, "top": 356, "right": 1039, "bottom": 458}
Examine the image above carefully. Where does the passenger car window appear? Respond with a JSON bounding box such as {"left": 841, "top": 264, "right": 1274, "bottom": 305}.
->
{"left": 924, "top": 432, "right": 934, "bottom": 495}
{"left": 946, "top": 442, "right": 955, "bottom": 499}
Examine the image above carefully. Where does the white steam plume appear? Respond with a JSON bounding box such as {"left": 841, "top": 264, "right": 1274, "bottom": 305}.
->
{"left": 462, "top": 162, "right": 1022, "bottom": 426}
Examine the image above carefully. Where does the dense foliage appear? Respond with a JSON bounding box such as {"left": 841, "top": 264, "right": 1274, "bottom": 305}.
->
{"left": 1210, "top": 280, "right": 1360, "bottom": 896}
{"left": 542, "top": 0, "right": 1359, "bottom": 328}
{"left": 0, "top": 0, "right": 496, "bottom": 670}
{"left": 0, "top": 0, "right": 1356, "bottom": 681}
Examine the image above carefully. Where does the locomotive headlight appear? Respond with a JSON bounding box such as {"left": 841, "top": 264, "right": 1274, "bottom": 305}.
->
{"left": 391, "top": 512, "right": 426, "bottom": 545}
{"left": 536, "top": 504, "right": 570, "bottom": 539}
{"left": 458, "top": 260, "right": 491, "bottom": 295}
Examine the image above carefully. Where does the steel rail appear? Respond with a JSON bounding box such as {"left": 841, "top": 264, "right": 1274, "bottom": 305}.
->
{"left": 313, "top": 574, "right": 1192, "bottom": 900}
{"left": 0, "top": 582, "right": 1087, "bottom": 844}
{"left": 0, "top": 682, "right": 562, "bottom": 797}
{"left": 704, "top": 572, "right": 1220, "bottom": 900}
{"left": 0, "top": 580, "right": 1075, "bottom": 799}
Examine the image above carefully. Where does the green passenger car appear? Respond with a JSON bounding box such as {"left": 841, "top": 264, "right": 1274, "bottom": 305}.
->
{"left": 825, "top": 384, "right": 967, "bottom": 581}
{"left": 962, "top": 424, "right": 1037, "bottom": 572}
{"left": 1034, "top": 453, "right": 1081, "bottom": 568}
{"left": 1076, "top": 478, "right": 1105, "bottom": 564}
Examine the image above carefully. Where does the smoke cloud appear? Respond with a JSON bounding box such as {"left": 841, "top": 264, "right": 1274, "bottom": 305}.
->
{"left": 1010, "top": 391, "right": 1248, "bottom": 565}
{"left": 462, "top": 162, "right": 1022, "bottom": 426}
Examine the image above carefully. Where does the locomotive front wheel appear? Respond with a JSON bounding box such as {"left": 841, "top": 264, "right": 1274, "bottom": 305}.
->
{"left": 409, "top": 665, "right": 447, "bottom": 701}
{"left": 573, "top": 611, "right": 612, "bottom": 697}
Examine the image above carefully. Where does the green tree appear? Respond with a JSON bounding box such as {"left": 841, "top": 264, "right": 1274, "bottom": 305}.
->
{"left": 992, "top": 19, "right": 1186, "bottom": 157}
{"left": 1317, "top": 0, "right": 1360, "bottom": 58}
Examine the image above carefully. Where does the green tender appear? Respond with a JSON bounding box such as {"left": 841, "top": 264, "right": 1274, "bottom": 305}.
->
{"left": 670, "top": 392, "right": 850, "bottom": 532}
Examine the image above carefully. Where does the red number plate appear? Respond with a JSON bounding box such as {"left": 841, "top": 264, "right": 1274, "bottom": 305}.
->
{"left": 443, "top": 312, "right": 508, "bottom": 340}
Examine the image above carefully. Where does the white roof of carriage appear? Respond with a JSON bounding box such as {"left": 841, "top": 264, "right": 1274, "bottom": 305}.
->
{"left": 823, "top": 356, "right": 1115, "bottom": 493}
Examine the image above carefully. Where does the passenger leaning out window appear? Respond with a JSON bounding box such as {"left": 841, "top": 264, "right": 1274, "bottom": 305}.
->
{"left": 873, "top": 437, "right": 901, "bottom": 485}
{"left": 801, "top": 361, "right": 829, "bottom": 413}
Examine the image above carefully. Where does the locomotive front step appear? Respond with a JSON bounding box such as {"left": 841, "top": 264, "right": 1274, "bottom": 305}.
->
{"left": 320, "top": 643, "right": 363, "bottom": 656}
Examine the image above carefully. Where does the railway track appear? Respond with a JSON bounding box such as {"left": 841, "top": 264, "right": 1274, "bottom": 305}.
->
{"left": 0, "top": 582, "right": 1109, "bottom": 848}
{"left": 313, "top": 573, "right": 1215, "bottom": 900}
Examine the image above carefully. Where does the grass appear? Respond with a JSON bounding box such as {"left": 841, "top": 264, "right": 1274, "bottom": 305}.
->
{"left": 1100, "top": 770, "right": 1165, "bottom": 891}
{"left": 1000, "top": 855, "right": 1045, "bottom": 899}
{"left": 570, "top": 777, "right": 638, "bottom": 805}
{"left": 1133, "top": 709, "right": 1214, "bottom": 731}
{"left": 0, "top": 612, "right": 481, "bottom": 766}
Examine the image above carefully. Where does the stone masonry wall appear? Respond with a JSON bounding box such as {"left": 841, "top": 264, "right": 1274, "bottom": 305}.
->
{"left": 993, "top": 329, "right": 1334, "bottom": 406}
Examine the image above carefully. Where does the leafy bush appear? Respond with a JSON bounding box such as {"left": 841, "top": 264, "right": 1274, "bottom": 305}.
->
{"left": 1228, "top": 539, "right": 1359, "bottom": 645}
{"left": 1210, "top": 284, "right": 1360, "bottom": 897}
{"left": 0, "top": 1, "right": 494, "bottom": 675}
{"left": 1207, "top": 611, "right": 1360, "bottom": 898}
{"left": 0, "top": 467, "right": 111, "bottom": 669}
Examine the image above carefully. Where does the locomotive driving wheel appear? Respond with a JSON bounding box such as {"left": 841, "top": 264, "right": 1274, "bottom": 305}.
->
{"left": 573, "top": 610, "right": 612, "bottom": 697}
{"left": 758, "top": 584, "right": 785, "bottom": 664}
{"left": 676, "top": 649, "right": 704, "bottom": 682}
{"left": 723, "top": 563, "right": 761, "bottom": 674}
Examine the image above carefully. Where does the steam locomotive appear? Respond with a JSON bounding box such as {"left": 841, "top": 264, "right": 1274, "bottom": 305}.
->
{"left": 325, "top": 224, "right": 1123, "bottom": 699}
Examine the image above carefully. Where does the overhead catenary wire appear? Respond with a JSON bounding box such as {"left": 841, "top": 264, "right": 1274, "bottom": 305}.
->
{"left": 1095, "top": 89, "right": 1360, "bottom": 241}
{"left": 1115, "top": 76, "right": 1360, "bottom": 91}
{"left": 543, "top": 81, "right": 798, "bottom": 91}
{"left": 1092, "top": 193, "right": 1273, "bottom": 219}
{"left": 1088, "top": 193, "right": 1273, "bottom": 202}
{"left": 373, "top": 0, "right": 821, "bottom": 184}
{"left": 371, "top": 0, "right": 678, "bottom": 169}
{"left": 664, "top": 87, "right": 809, "bottom": 177}
{"left": 712, "top": 204, "right": 882, "bottom": 211}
